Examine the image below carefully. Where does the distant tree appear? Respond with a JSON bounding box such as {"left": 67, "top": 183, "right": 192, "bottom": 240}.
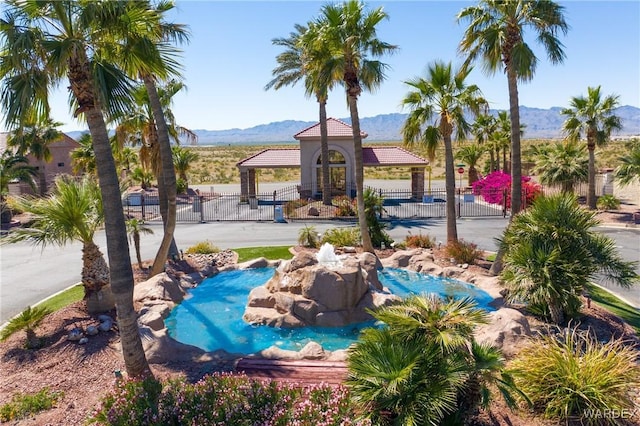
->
{"left": 0, "top": 151, "right": 38, "bottom": 223}
{"left": 532, "top": 140, "right": 588, "bottom": 192}
{"left": 614, "top": 140, "right": 640, "bottom": 186}
{"left": 171, "top": 146, "right": 199, "bottom": 189}
{"left": 562, "top": 86, "right": 622, "bottom": 209}
{"left": 471, "top": 114, "right": 498, "bottom": 172}
{"left": 126, "top": 218, "right": 154, "bottom": 270}
{"left": 456, "top": 143, "right": 486, "bottom": 185}
{"left": 70, "top": 133, "right": 97, "bottom": 176}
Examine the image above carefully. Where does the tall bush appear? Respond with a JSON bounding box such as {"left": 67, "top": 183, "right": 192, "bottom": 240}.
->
{"left": 472, "top": 171, "right": 541, "bottom": 208}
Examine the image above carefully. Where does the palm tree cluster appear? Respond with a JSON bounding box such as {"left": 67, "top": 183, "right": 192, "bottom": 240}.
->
{"left": 267, "top": 0, "right": 398, "bottom": 253}
{"left": 0, "top": 0, "right": 194, "bottom": 379}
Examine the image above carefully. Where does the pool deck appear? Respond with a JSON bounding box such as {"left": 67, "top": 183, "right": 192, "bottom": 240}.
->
{"left": 235, "top": 358, "right": 348, "bottom": 386}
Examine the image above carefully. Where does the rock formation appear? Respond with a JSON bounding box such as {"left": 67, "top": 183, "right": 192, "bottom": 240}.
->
{"left": 243, "top": 250, "right": 398, "bottom": 328}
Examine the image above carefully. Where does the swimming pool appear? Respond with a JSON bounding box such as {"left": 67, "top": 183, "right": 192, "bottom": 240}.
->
{"left": 165, "top": 267, "right": 495, "bottom": 354}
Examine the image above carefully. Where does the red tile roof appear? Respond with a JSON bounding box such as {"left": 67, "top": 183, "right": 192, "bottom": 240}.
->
{"left": 363, "top": 146, "right": 428, "bottom": 166}
{"left": 236, "top": 148, "right": 301, "bottom": 168}
{"left": 293, "top": 117, "right": 367, "bottom": 139}
{"left": 236, "top": 146, "right": 428, "bottom": 168}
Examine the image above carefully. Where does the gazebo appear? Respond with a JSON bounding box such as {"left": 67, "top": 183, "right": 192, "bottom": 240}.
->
{"left": 237, "top": 118, "right": 428, "bottom": 201}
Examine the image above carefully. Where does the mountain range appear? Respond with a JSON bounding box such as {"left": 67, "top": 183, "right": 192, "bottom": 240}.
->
{"left": 67, "top": 105, "right": 640, "bottom": 145}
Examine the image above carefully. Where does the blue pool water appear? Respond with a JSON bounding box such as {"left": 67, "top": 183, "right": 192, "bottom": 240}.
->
{"left": 165, "top": 267, "right": 495, "bottom": 354}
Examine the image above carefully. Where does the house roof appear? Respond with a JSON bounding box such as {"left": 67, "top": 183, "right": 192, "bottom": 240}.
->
{"left": 293, "top": 117, "right": 368, "bottom": 140}
{"left": 236, "top": 146, "right": 428, "bottom": 169}
{"left": 0, "top": 131, "right": 78, "bottom": 155}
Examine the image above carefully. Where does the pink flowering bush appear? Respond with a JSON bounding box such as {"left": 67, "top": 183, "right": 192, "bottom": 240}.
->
{"left": 472, "top": 171, "right": 542, "bottom": 208}
{"left": 89, "top": 373, "right": 368, "bottom": 426}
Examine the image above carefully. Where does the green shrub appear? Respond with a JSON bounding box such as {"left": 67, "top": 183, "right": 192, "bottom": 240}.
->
{"left": 404, "top": 231, "right": 435, "bottom": 248}
{"left": 297, "top": 225, "right": 319, "bottom": 248}
{"left": 0, "top": 388, "right": 63, "bottom": 422}
{"left": 596, "top": 194, "right": 620, "bottom": 210}
{"left": 0, "top": 305, "right": 51, "bottom": 349}
{"left": 90, "top": 373, "right": 362, "bottom": 425}
{"left": 363, "top": 188, "right": 392, "bottom": 248}
{"left": 445, "top": 239, "right": 482, "bottom": 264}
{"left": 511, "top": 327, "right": 640, "bottom": 425}
{"left": 184, "top": 240, "right": 219, "bottom": 254}
{"left": 321, "top": 227, "right": 360, "bottom": 247}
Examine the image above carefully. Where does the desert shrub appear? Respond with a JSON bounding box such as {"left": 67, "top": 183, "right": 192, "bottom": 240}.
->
{"left": 298, "top": 225, "right": 319, "bottom": 248}
{"left": 511, "top": 327, "right": 640, "bottom": 425}
{"left": 90, "top": 373, "right": 364, "bottom": 425}
{"left": 284, "top": 199, "right": 309, "bottom": 216}
{"left": 596, "top": 194, "right": 620, "bottom": 210}
{"left": 445, "top": 239, "right": 482, "bottom": 264}
{"left": 321, "top": 227, "right": 360, "bottom": 247}
{"left": 332, "top": 195, "right": 356, "bottom": 216}
{"left": 0, "top": 388, "right": 64, "bottom": 422}
{"left": 404, "top": 231, "right": 435, "bottom": 248}
{"left": 184, "top": 240, "right": 219, "bottom": 254}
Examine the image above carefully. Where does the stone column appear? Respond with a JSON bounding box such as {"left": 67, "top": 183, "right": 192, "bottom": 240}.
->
{"left": 411, "top": 167, "right": 425, "bottom": 201}
{"left": 240, "top": 169, "right": 249, "bottom": 202}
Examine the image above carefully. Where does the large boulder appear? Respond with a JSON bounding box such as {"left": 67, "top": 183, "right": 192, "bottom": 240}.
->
{"left": 244, "top": 250, "right": 395, "bottom": 328}
{"left": 134, "top": 273, "right": 184, "bottom": 304}
{"left": 474, "top": 308, "right": 532, "bottom": 358}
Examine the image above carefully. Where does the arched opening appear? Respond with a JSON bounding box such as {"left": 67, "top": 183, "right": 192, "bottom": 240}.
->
{"left": 316, "top": 150, "right": 347, "bottom": 197}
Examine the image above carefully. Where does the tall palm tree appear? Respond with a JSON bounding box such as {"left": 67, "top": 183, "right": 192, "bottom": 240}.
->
{"left": 4, "top": 175, "right": 113, "bottom": 314}
{"left": 456, "top": 143, "right": 486, "bottom": 185}
{"left": 615, "top": 140, "right": 640, "bottom": 186}
{"left": 499, "top": 193, "right": 638, "bottom": 324}
{"left": 532, "top": 140, "right": 588, "bottom": 192}
{"left": 492, "top": 111, "right": 514, "bottom": 173}
{"left": 6, "top": 119, "right": 61, "bottom": 195}
{"left": 266, "top": 22, "right": 335, "bottom": 206}
{"left": 171, "top": 145, "right": 199, "bottom": 189}
{"left": 0, "top": 0, "right": 151, "bottom": 378}
{"left": 126, "top": 218, "right": 154, "bottom": 270}
{"left": 561, "top": 86, "right": 622, "bottom": 209}
{"left": 313, "top": 0, "right": 398, "bottom": 253}
{"left": 458, "top": 0, "right": 568, "bottom": 215}
{"left": 401, "top": 61, "right": 487, "bottom": 243}
{"left": 0, "top": 151, "right": 38, "bottom": 223}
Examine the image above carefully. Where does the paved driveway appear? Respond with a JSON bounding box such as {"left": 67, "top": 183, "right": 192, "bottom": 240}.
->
{"left": 1, "top": 218, "right": 638, "bottom": 324}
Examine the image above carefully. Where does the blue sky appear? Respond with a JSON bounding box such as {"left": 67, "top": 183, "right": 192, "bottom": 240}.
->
{"left": 37, "top": 1, "right": 640, "bottom": 132}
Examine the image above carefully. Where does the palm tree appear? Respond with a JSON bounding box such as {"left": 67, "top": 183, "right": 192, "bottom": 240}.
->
{"left": 471, "top": 113, "right": 498, "bottom": 172}
{"left": 0, "top": 151, "right": 38, "bottom": 223}
{"left": 458, "top": 0, "right": 569, "bottom": 216}
{"left": 561, "top": 86, "right": 622, "bottom": 209}
{"left": 70, "top": 133, "right": 97, "bottom": 176}
{"left": 171, "top": 146, "right": 199, "bottom": 190}
{"left": 0, "top": 0, "right": 151, "bottom": 378}
{"left": 126, "top": 218, "right": 154, "bottom": 270}
{"left": 6, "top": 119, "right": 61, "bottom": 195}
{"left": 499, "top": 193, "right": 638, "bottom": 324}
{"left": 266, "top": 22, "right": 335, "bottom": 206}
{"left": 532, "top": 140, "right": 588, "bottom": 192}
{"left": 492, "top": 111, "right": 515, "bottom": 173}
{"left": 456, "top": 143, "right": 486, "bottom": 185}
{"left": 130, "top": 166, "right": 155, "bottom": 190}
{"left": 401, "top": 61, "right": 487, "bottom": 243}
{"left": 113, "top": 1, "right": 191, "bottom": 277}
{"left": 615, "top": 140, "right": 640, "bottom": 186}
{"left": 0, "top": 305, "right": 51, "bottom": 349}
{"left": 313, "top": 0, "right": 398, "bottom": 253}
{"left": 347, "top": 294, "right": 521, "bottom": 423}
{"left": 4, "top": 175, "right": 114, "bottom": 314}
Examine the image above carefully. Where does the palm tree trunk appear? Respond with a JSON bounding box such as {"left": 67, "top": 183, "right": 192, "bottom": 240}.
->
{"left": 587, "top": 133, "right": 597, "bottom": 210}
{"left": 348, "top": 95, "right": 374, "bottom": 253}
{"left": 82, "top": 240, "right": 113, "bottom": 313}
{"left": 507, "top": 66, "right": 522, "bottom": 215}
{"left": 319, "top": 98, "right": 331, "bottom": 206}
{"left": 144, "top": 75, "right": 179, "bottom": 276}
{"left": 68, "top": 52, "right": 152, "bottom": 379}
{"left": 443, "top": 124, "right": 458, "bottom": 243}
{"left": 134, "top": 232, "right": 143, "bottom": 269}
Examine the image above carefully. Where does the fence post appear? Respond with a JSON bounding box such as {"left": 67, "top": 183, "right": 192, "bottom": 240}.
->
{"left": 141, "top": 193, "right": 145, "bottom": 221}
{"left": 199, "top": 195, "right": 205, "bottom": 223}
{"left": 457, "top": 188, "right": 461, "bottom": 218}
{"left": 273, "top": 190, "right": 276, "bottom": 218}
{"left": 502, "top": 189, "right": 507, "bottom": 218}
